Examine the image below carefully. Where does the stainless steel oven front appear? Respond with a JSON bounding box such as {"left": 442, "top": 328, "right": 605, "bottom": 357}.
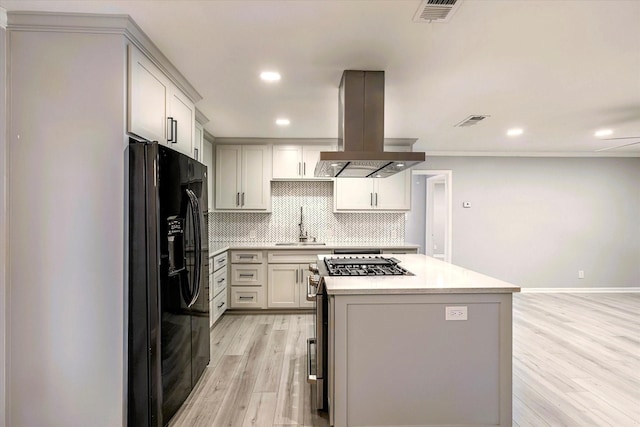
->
{"left": 306, "top": 263, "right": 328, "bottom": 410}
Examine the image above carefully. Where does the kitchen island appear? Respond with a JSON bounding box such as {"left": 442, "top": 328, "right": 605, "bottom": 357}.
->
{"left": 322, "top": 254, "right": 520, "bottom": 427}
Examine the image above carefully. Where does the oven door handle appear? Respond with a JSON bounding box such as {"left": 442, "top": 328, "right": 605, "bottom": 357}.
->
{"left": 307, "top": 275, "right": 319, "bottom": 302}
{"left": 307, "top": 338, "right": 317, "bottom": 384}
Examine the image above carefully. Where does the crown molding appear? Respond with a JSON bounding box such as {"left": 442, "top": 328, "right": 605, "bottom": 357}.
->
{"left": 6, "top": 11, "right": 202, "bottom": 103}
{"left": 195, "top": 107, "right": 209, "bottom": 125}
{"left": 423, "top": 150, "right": 640, "bottom": 158}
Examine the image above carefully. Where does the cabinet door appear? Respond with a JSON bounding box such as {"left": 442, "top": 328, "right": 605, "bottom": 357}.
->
{"left": 267, "top": 264, "right": 299, "bottom": 308}
{"left": 334, "top": 179, "right": 374, "bottom": 210}
{"left": 302, "top": 145, "right": 333, "bottom": 179}
{"left": 374, "top": 170, "right": 411, "bottom": 210}
{"left": 299, "top": 267, "right": 315, "bottom": 308}
{"left": 168, "top": 89, "right": 195, "bottom": 157}
{"left": 194, "top": 122, "right": 204, "bottom": 162}
{"left": 241, "top": 145, "right": 271, "bottom": 209}
{"left": 215, "top": 145, "right": 242, "bottom": 209}
{"left": 272, "top": 145, "right": 302, "bottom": 179}
{"left": 128, "top": 46, "right": 168, "bottom": 143}
{"left": 202, "top": 139, "right": 214, "bottom": 211}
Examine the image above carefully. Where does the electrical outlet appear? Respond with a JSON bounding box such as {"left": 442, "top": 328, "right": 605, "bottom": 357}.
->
{"left": 445, "top": 306, "right": 468, "bottom": 321}
{"left": 578, "top": 270, "right": 585, "bottom": 279}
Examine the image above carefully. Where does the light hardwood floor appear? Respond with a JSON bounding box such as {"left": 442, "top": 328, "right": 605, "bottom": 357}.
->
{"left": 170, "top": 293, "right": 640, "bottom": 426}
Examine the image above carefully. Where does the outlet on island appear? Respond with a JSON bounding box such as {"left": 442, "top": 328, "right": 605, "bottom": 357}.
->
{"left": 445, "top": 306, "right": 468, "bottom": 321}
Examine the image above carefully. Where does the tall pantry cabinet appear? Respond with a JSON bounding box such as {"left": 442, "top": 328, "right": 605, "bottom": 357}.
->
{"left": 4, "top": 12, "right": 201, "bottom": 427}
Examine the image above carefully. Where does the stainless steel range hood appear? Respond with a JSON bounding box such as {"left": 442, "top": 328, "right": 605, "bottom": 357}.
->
{"left": 315, "top": 70, "right": 425, "bottom": 178}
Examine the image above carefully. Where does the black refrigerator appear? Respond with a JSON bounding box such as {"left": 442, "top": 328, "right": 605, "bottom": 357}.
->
{"left": 128, "top": 140, "right": 210, "bottom": 426}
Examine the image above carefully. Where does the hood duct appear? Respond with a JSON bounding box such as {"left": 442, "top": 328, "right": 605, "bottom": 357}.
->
{"left": 315, "top": 70, "right": 425, "bottom": 178}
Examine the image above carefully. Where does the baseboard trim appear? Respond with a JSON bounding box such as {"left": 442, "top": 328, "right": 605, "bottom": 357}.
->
{"left": 520, "top": 287, "right": 640, "bottom": 294}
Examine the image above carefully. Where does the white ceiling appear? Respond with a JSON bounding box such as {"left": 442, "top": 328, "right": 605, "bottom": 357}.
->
{"left": 2, "top": 0, "right": 640, "bottom": 155}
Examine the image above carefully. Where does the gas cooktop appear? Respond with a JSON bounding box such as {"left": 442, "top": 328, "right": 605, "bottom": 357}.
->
{"left": 323, "top": 256, "right": 412, "bottom": 276}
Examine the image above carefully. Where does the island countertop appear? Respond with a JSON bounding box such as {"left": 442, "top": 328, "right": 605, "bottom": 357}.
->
{"left": 320, "top": 254, "right": 521, "bottom": 295}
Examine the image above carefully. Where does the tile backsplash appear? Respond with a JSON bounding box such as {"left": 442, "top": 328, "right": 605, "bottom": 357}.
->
{"left": 208, "top": 181, "right": 405, "bottom": 243}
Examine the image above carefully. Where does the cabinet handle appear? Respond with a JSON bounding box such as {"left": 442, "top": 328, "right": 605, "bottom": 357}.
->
{"left": 238, "top": 254, "right": 255, "bottom": 259}
{"left": 239, "top": 273, "right": 254, "bottom": 278}
{"left": 217, "top": 258, "right": 225, "bottom": 264}
{"left": 217, "top": 301, "right": 225, "bottom": 309}
{"left": 295, "top": 269, "right": 299, "bottom": 283}
{"left": 173, "top": 118, "right": 178, "bottom": 143}
{"left": 236, "top": 192, "right": 240, "bottom": 206}
{"left": 239, "top": 296, "right": 254, "bottom": 300}
{"left": 241, "top": 192, "right": 245, "bottom": 206}
{"left": 303, "top": 162, "right": 306, "bottom": 176}
{"left": 167, "top": 117, "right": 175, "bottom": 143}
{"left": 194, "top": 147, "right": 199, "bottom": 160}
{"left": 217, "top": 277, "right": 225, "bottom": 284}
{"left": 298, "top": 162, "right": 301, "bottom": 176}
{"left": 370, "top": 193, "right": 373, "bottom": 207}
{"left": 375, "top": 192, "right": 378, "bottom": 206}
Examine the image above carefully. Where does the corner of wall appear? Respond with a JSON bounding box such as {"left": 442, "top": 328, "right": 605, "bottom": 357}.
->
{"left": 1, "top": 8, "right": 8, "bottom": 427}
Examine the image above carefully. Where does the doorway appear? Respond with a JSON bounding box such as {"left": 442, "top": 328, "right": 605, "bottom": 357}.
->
{"left": 405, "top": 170, "right": 452, "bottom": 262}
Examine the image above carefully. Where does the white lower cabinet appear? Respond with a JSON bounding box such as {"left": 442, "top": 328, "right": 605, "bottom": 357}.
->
{"left": 229, "top": 250, "right": 267, "bottom": 309}
{"left": 230, "top": 286, "right": 265, "bottom": 309}
{"left": 267, "top": 250, "right": 330, "bottom": 309}
{"left": 210, "top": 251, "right": 228, "bottom": 327}
{"left": 212, "top": 290, "right": 227, "bottom": 321}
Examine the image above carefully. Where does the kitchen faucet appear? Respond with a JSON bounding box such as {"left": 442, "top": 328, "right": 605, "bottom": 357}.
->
{"left": 298, "top": 206, "right": 308, "bottom": 242}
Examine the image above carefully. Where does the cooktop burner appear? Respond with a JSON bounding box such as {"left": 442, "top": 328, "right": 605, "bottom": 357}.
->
{"left": 324, "top": 256, "right": 412, "bottom": 276}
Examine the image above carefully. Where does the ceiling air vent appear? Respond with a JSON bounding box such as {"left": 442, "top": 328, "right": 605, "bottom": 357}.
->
{"left": 413, "top": 0, "right": 464, "bottom": 23}
{"left": 455, "top": 115, "right": 490, "bottom": 127}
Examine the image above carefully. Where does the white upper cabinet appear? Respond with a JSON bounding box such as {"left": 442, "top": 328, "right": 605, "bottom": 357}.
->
{"left": 202, "top": 137, "right": 214, "bottom": 212}
{"left": 194, "top": 122, "right": 204, "bottom": 162}
{"left": 128, "top": 45, "right": 196, "bottom": 158}
{"left": 215, "top": 145, "right": 271, "bottom": 210}
{"left": 272, "top": 144, "right": 334, "bottom": 179}
{"left": 168, "top": 90, "right": 195, "bottom": 157}
{"left": 334, "top": 146, "right": 412, "bottom": 211}
{"left": 128, "top": 46, "right": 169, "bottom": 143}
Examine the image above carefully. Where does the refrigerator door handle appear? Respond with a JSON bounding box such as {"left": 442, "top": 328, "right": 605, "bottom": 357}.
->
{"left": 185, "top": 189, "right": 201, "bottom": 307}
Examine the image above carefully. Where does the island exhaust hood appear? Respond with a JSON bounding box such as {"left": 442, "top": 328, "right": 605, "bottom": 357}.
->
{"left": 314, "top": 70, "right": 425, "bottom": 178}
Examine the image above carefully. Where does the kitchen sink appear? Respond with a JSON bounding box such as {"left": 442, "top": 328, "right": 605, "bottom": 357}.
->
{"left": 275, "top": 242, "right": 326, "bottom": 246}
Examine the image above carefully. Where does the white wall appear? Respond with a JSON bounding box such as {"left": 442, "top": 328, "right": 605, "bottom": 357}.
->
{"left": 417, "top": 157, "right": 640, "bottom": 288}
{"left": 0, "top": 9, "right": 7, "bottom": 427}
{"left": 7, "top": 30, "right": 127, "bottom": 426}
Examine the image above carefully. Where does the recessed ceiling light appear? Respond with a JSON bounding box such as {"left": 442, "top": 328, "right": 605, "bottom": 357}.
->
{"left": 330, "top": 163, "right": 339, "bottom": 167}
{"left": 275, "top": 118, "right": 290, "bottom": 126}
{"left": 507, "top": 128, "right": 523, "bottom": 137}
{"left": 375, "top": 174, "right": 382, "bottom": 178}
{"left": 594, "top": 129, "right": 613, "bottom": 137}
{"left": 260, "top": 71, "right": 281, "bottom": 82}
{"left": 396, "top": 163, "right": 405, "bottom": 167}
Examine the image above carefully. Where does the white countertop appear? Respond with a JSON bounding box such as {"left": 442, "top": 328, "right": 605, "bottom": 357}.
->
{"left": 207, "top": 241, "right": 420, "bottom": 258}
{"left": 321, "top": 254, "right": 521, "bottom": 295}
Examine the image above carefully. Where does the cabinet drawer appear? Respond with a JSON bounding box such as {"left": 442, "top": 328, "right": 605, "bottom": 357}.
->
{"left": 213, "top": 252, "right": 228, "bottom": 271}
{"left": 231, "top": 250, "right": 263, "bottom": 264}
{"left": 231, "top": 264, "right": 264, "bottom": 286}
{"left": 212, "top": 287, "right": 228, "bottom": 322}
{"left": 213, "top": 267, "right": 227, "bottom": 297}
{"left": 230, "top": 286, "right": 265, "bottom": 309}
